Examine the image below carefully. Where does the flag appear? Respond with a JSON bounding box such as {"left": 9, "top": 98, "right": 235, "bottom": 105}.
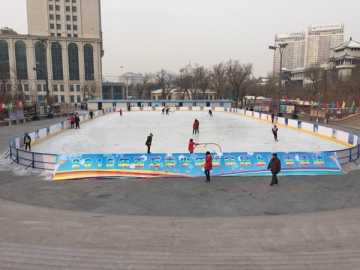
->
{"left": 324, "top": 103, "right": 328, "bottom": 109}
{"left": 336, "top": 102, "right": 340, "bottom": 110}
{"left": 311, "top": 101, "right": 314, "bottom": 106}
{"left": 342, "top": 101, "right": 345, "bottom": 109}
{"left": 302, "top": 98, "right": 306, "bottom": 105}
{"left": 332, "top": 102, "right": 335, "bottom": 109}
{"left": 317, "top": 101, "right": 320, "bottom": 108}
{"left": 52, "top": 99, "right": 55, "bottom": 105}
{"left": 351, "top": 101, "right": 355, "bottom": 108}
{"left": 296, "top": 98, "right": 300, "bottom": 104}
{"left": 19, "top": 101, "right": 22, "bottom": 108}
{"left": 285, "top": 98, "right": 289, "bottom": 104}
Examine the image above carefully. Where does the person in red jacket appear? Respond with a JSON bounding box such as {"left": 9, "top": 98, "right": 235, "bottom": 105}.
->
{"left": 188, "top": 139, "right": 199, "bottom": 153}
{"left": 204, "top": 151, "right": 213, "bottom": 182}
{"left": 119, "top": 109, "right": 122, "bottom": 116}
{"left": 193, "top": 119, "right": 199, "bottom": 134}
{"left": 69, "top": 115, "right": 75, "bottom": 129}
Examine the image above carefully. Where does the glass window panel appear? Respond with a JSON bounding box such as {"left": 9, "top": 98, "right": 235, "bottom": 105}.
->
{"left": 60, "top": 85, "right": 64, "bottom": 91}
{"left": 0, "top": 40, "right": 10, "bottom": 79}
{"left": 15, "top": 40, "right": 28, "bottom": 79}
{"left": 84, "top": 44, "right": 94, "bottom": 80}
{"left": 70, "top": 85, "right": 74, "bottom": 91}
{"left": 54, "top": 85, "right": 58, "bottom": 91}
{"left": 51, "top": 42, "right": 63, "bottom": 80}
{"left": 68, "top": 43, "right": 79, "bottom": 80}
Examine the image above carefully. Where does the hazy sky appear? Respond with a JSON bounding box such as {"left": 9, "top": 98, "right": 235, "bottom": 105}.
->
{"left": 1, "top": 0, "right": 360, "bottom": 78}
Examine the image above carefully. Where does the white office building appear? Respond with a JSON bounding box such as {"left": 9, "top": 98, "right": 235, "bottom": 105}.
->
{"left": 0, "top": 0, "right": 104, "bottom": 104}
{"left": 306, "top": 23, "right": 344, "bottom": 68}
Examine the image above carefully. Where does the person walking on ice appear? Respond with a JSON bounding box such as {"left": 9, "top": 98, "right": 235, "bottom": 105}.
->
{"left": 166, "top": 107, "right": 170, "bottom": 115}
{"left": 193, "top": 119, "right": 199, "bottom": 134}
{"left": 188, "top": 139, "right": 199, "bottom": 153}
{"left": 272, "top": 125, "right": 278, "bottom": 141}
{"left": 75, "top": 115, "right": 80, "bottom": 129}
{"left": 24, "top": 133, "right": 31, "bottom": 151}
{"left": 271, "top": 111, "right": 275, "bottom": 123}
{"left": 204, "top": 151, "right": 213, "bottom": 182}
{"left": 145, "top": 133, "right": 153, "bottom": 154}
{"left": 161, "top": 107, "right": 165, "bottom": 115}
{"left": 268, "top": 153, "right": 281, "bottom": 186}
{"left": 208, "top": 109, "right": 213, "bottom": 117}
{"left": 89, "top": 110, "right": 94, "bottom": 119}
{"left": 119, "top": 109, "right": 122, "bottom": 116}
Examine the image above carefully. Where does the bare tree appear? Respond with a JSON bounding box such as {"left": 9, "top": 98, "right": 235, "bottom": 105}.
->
{"left": 211, "top": 62, "right": 227, "bottom": 99}
{"left": 133, "top": 74, "right": 150, "bottom": 99}
{"left": 197, "top": 67, "right": 212, "bottom": 100}
{"left": 84, "top": 81, "right": 100, "bottom": 100}
{"left": 156, "top": 69, "right": 175, "bottom": 99}
{"left": 174, "top": 66, "right": 193, "bottom": 100}
{"left": 225, "top": 60, "right": 253, "bottom": 107}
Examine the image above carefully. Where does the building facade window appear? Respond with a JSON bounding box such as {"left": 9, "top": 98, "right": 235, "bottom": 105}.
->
{"left": 66, "top": 15, "right": 71, "bottom": 21}
{"left": 70, "top": 85, "right": 74, "bottom": 91}
{"left": 24, "top": 84, "right": 29, "bottom": 91}
{"left": 73, "top": 16, "right": 77, "bottom": 21}
{"left": 73, "top": 25, "right": 77, "bottom": 31}
{"left": 72, "top": 6, "right": 76, "bottom": 12}
{"left": 56, "top": 24, "right": 61, "bottom": 29}
{"left": 102, "top": 86, "right": 111, "bottom": 99}
{"left": 54, "top": 84, "right": 58, "bottom": 91}
{"left": 66, "top": 6, "right": 70, "bottom": 12}
{"left": 18, "top": 84, "right": 22, "bottom": 91}
{"left": 43, "top": 84, "right": 47, "bottom": 91}
{"left": 54, "top": 95, "right": 58, "bottom": 102}
{"left": 61, "top": 95, "right": 65, "bottom": 102}
{"left": 60, "top": 85, "right": 64, "bottom": 91}
{"left": 84, "top": 44, "right": 94, "bottom": 80}
{"left": 51, "top": 33, "right": 55, "bottom": 36}
{"left": 50, "top": 14, "right": 54, "bottom": 20}
{"left": 74, "top": 34, "right": 78, "bottom": 37}
{"left": 76, "top": 85, "right": 80, "bottom": 91}
{"left": 25, "top": 95, "right": 30, "bottom": 100}
{"left": 15, "top": 40, "right": 28, "bottom": 80}
{"left": 35, "top": 41, "right": 45, "bottom": 80}
{"left": 50, "top": 23, "right": 54, "bottom": 29}
{"left": 55, "top": 5, "right": 60, "bottom": 11}
{"left": 68, "top": 43, "right": 80, "bottom": 80}
{"left": 0, "top": 40, "right": 10, "bottom": 80}
{"left": 57, "top": 33, "right": 61, "bottom": 37}
{"left": 70, "top": 95, "right": 75, "bottom": 103}
{"left": 67, "top": 34, "right": 71, "bottom": 37}
{"left": 49, "top": 5, "right": 53, "bottom": 10}
{"left": 77, "top": 96, "right": 81, "bottom": 102}
{"left": 56, "top": 14, "right": 60, "bottom": 20}
{"left": 67, "top": 25, "right": 71, "bottom": 30}
{"left": 113, "top": 86, "right": 123, "bottom": 99}
{"left": 72, "top": 0, "right": 76, "bottom": 3}
{"left": 37, "top": 84, "right": 42, "bottom": 91}
{"left": 51, "top": 42, "right": 64, "bottom": 80}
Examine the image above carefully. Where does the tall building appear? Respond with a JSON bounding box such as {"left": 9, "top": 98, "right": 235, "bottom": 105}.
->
{"left": 306, "top": 23, "right": 344, "bottom": 68}
{"left": 0, "top": 0, "right": 104, "bottom": 105}
{"left": 273, "top": 32, "right": 306, "bottom": 74}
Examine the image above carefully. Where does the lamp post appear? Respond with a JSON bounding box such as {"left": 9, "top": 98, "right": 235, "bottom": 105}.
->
{"left": 269, "top": 43, "right": 288, "bottom": 116}
{"left": 36, "top": 38, "right": 52, "bottom": 118}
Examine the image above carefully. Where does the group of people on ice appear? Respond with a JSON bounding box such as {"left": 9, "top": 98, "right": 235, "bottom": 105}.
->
{"left": 161, "top": 106, "right": 171, "bottom": 115}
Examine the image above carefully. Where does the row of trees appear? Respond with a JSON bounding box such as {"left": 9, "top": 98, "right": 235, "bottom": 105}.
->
{"left": 130, "top": 60, "right": 360, "bottom": 108}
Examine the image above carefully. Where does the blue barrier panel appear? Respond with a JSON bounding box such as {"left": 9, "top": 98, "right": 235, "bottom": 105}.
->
{"left": 53, "top": 151, "right": 342, "bottom": 181}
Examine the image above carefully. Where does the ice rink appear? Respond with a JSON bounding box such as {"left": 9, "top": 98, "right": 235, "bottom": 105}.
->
{"left": 32, "top": 111, "right": 346, "bottom": 155}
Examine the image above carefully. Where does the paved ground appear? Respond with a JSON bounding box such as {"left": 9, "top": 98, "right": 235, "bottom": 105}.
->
{"left": 1, "top": 112, "right": 360, "bottom": 269}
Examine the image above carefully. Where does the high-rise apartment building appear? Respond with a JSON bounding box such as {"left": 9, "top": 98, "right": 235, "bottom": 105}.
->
{"left": 306, "top": 23, "right": 344, "bottom": 68}
{"left": 0, "top": 0, "right": 106, "bottom": 104}
{"left": 273, "top": 32, "right": 306, "bottom": 74}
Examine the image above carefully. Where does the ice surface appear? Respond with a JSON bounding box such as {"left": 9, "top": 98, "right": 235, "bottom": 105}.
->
{"left": 32, "top": 111, "right": 347, "bottom": 155}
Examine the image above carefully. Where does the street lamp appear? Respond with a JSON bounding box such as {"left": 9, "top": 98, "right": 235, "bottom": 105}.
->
{"left": 36, "top": 38, "right": 52, "bottom": 118}
{"left": 269, "top": 43, "right": 288, "bottom": 116}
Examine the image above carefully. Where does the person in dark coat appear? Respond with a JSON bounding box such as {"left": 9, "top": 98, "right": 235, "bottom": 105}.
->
{"left": 75, "top": 115, "right": 80, "bottom": 129}
{"left": 204, "top": 151, "right": 213, "bottom": 182}
{"left": 272, "top": 125, "right": 278, "bottom": 141}
{"left": 89, "top": 110, "right": 94, "bottom": 119}
{"left": 145, "top": 133, "right": 153, "bottom": 153}
{"left": 208, "top": 109, "right": 213, "bottom": 117}
{"left": 268, "top": 153, "right": 281, "bottom": 186}
{"left": 271, "top": 112, "right": 275, "bottom": 123}
{"left": 161, "top": 107, "right": 165, "bottom": 115}
{"left": 24, "top": 133, "right": 31, "bottom": 151}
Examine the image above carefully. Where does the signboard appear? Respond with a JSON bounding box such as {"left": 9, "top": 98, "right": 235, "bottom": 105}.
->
{"left": 311, "top": 24, "right": 342, "bottom": 31}
{"left": 53, "top": 151, "right": 342, "bottom": 181}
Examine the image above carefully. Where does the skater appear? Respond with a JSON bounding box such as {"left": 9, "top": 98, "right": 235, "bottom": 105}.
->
{"left": 271, "top": 112, "right": 275, "bottom": 123}
{"left": 145, "top": 133, "right": 153, "bottom": 153}
{"left": 250, "top": 107, "right": 254, "bottom": 111}
{"left": 188, "top": 139, "right": 199, "bottom": 153}
{"left": 69, "top": 115, "right": 75, "bottom": 129}
{"left": 204, "top": 151, "right": 213, "bottom": 182}
{"left": 193, "top": 119, "right": 199, "bottom": 134}
{"left": 161, "top": 107, "right": 165, "bottom": 115}
{"left": 268, "top": 153, "right": 281, "bottom": 186}
{"left": 272, "top": 125, "right": 278, "bottom": 141}
{"left": 208, "top": 109, "right": 213, "bottom": 117}
{"left": 166, "top": 107, "right": 170, "bottom": 115}
{"left": 74, "top": 103, "right": 77, "bottom": 109}
{"left": 24, "top": 133, "right": 31, "bottom": 151}
{"left": 89, "top": 110, "right": 94, "bottom": 119}
{"left": 196, "top": 119, "right": 200, "bottom": 133}
{"left": 102, "top": 108, "right": 105, "bottom": 114}
{"left": 119, "top": 109, "right": 122, "bottom": 116}
{"left": 75, "top": 115, "right": 80, "bottom": 129}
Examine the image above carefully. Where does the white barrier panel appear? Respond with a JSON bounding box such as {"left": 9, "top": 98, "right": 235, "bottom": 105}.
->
{"left": 287, "top": 119, "right": 298, "bottom": 128}
{"left": 302, "top": 122, "right": 313, "bottom": 132}
{"left": 337, "top": 130, "right": 349, "bottom": 143}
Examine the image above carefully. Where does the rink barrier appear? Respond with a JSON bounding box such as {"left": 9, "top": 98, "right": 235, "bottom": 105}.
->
{"left": 7, "top": 107, "right": 360, "bottom": 172}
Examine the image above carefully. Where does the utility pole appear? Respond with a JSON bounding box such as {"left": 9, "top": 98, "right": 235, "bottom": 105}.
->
{"left": 37, "top": 38, "right": 52, "bottom": 118}
{"left": 269, "top": 43, "right": 288, "bottom": 116}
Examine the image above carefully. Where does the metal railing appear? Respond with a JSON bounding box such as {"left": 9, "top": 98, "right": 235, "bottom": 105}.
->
{"left": 337, "top": 145, "right": 360, "bottom": 165}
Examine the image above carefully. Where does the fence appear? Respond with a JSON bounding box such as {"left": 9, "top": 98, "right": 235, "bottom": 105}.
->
{"left": 7, "top": 107, "right": 360, "bottom": 172}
